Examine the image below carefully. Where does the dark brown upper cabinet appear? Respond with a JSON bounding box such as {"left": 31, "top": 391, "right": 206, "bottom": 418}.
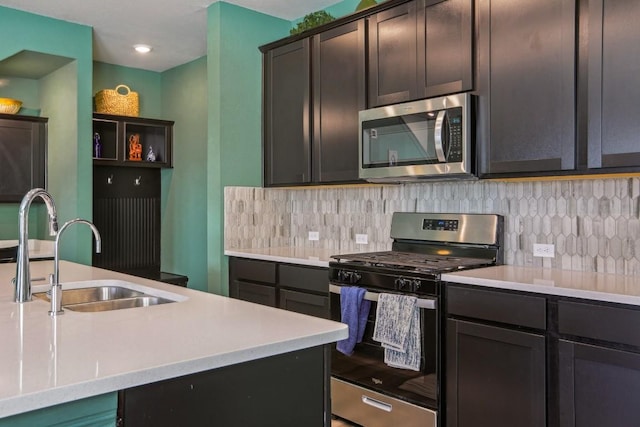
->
{"left": 0, "top": 114, "right": 47, "bottom": 203}
{"left": 476, "top": 0, "right": 576, "bottom": 177}
{"left": 263, "top": 39, "right": 311, "bottom": 186}
{"left": 263, "top": 20, "right": 365, "bottom": 187}
{"left": 582, "top": 0, "right": 640, "bottom": 171}
{"left": 312, "top": 20, "right": 366, "bottom": 184}
{"left": 367, "top": 0, "right": 473, "bottom": 108}
{"left": 92, "top": 113, "right": 173, "bottom": 168}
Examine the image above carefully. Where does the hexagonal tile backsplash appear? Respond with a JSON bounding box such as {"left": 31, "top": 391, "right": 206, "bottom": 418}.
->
{"left": 225, "top": 177, "right": 640, "bottom": 276}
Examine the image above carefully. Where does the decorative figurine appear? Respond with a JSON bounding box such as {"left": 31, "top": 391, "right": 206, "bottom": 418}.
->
{"left": 93, "top": 132, "right": 102, "bottom": 158}
{"left": 128, "top": 134, "right": 142, "bottom": 161}
{"left": 146, "top": 146, "right": 156, "bottom": 162}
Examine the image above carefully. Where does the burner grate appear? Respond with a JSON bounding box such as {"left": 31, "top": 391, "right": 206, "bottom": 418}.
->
{"left": 331, "top": 251, "right": 494, "bottom": 273}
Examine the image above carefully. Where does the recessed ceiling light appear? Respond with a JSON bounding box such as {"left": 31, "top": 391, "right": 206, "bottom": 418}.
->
{"left": 133, "top": 44, "right": 152, "bottom": 54}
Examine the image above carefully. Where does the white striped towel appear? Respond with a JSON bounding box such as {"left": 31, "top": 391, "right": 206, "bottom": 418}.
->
{"left": 372, "top": 293, "right": 421, "bottom": 371}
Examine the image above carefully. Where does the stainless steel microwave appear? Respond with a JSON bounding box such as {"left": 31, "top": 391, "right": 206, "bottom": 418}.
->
{"left": 359, "top": 93, "right": 473, "bottom": 182}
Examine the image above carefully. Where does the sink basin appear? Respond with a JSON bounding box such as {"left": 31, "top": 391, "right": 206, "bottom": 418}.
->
{"left": 62, "top": 296, "right": 174, "bottom": 312}
{"left": 34, "top": 286, "right": 145, "bottom": 305}
{"left": 33, "top": 281, "right": 183, "bottom": 312}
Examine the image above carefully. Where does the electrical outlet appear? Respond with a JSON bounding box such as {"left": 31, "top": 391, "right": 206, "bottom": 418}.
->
{"left": 308, "top": 231, "right": 319, "bottom": 241}
{"left": 388, "top": 150, "right": 398, "bottom": 165}
{"left": 533, "top": 243, "right": 555, "bottom": 258}
{"left": 355, "top": 234, "right": 368, "bottom": 245}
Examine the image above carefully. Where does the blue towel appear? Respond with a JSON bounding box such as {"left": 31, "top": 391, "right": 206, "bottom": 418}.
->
{"left": 336, "top": 287, "right": 371, "bottom": 356}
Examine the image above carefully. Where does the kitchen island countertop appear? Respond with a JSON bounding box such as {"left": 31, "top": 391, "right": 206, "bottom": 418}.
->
{"left": 0, "top": 260, "right": 347, "bottom": 418}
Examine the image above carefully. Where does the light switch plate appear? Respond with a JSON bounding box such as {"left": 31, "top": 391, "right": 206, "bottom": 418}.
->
{"left": 355, "top": 234, "right": 368, "bottom": 245}
{"left": 533, "top": 243, "right": 555, "bottom": 258}
{"left": 308, "top": 231, "right": 319, "bottom": 241}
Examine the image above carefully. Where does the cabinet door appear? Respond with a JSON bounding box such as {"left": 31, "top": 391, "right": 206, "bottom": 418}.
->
{"left": 280, "top": 289, "right": 329, "bottom": 319}
{"left": 446, "top": 319, "right": 546, "bottom": 427}
{"left": 558, "top": 340, "right": 640, "bottom": 426}
{"left": 585, "top": 0, "right": 640, "bottom": 170}
{"left": 263, "top": 39, "right": 311, "bottom": 186}
{"left": 312, "top": 20, "right": 366, "bottom": 183}
{"left": 0, "top": 116, "right": 46, "bottom": 202}
{"left": 477, "top": 0, "right": 575, "bottom": 176}
{"left": 417, "top": 0, "right": 473, "bottom": 98}
{"left": 368, "top": 1, "right": 418, "bottom": 107}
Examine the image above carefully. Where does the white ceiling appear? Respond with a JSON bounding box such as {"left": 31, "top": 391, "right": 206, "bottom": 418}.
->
{"left": 0, "top": 0, "right": 340, "bottom": 72}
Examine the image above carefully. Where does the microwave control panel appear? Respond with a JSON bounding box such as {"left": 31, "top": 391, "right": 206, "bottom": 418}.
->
{"left": 447, "top": 107, "right": 463, "bottom": 162}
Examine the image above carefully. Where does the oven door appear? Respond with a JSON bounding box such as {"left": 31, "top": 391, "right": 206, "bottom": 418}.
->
{"left": 329, "top": 283, "right": 439, "bottom": 422}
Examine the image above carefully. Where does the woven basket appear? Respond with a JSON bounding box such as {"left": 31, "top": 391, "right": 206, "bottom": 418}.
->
{"left": 95, "top": 85, "right": 139, "bottom": 116}
{"left": 0, "top": 98, "right": 22, "bottom": 114}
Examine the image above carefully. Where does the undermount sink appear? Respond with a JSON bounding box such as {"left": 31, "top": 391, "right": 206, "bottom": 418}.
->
{"left": 33, "top": 280, "right": 183, "bottom": 312}
{"left": 59, "top": 295, "right": 174, "bottom": 312}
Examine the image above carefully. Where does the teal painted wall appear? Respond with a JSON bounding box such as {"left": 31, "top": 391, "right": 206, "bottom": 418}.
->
{"left": 160, "top": 56, "right": 208, "bottom": 291}
{"left": 207, "top": 2, "right": 289, "bottom": 294}
{"left": 0, "top": 6, "right": 93, "bottom": 264}
{"left": 0, "top": 392, "right": 117, "bottom": 426}
{"left": 93, "top": 62, "right": 162, "bottom": 118}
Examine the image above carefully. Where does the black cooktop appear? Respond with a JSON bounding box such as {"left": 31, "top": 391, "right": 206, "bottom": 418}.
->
{"left": 331, "top": 251, "right": 495, "bottom": 274}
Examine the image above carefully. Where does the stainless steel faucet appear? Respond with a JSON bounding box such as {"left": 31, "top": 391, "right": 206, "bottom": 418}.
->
{"left": 50, "top": 218, "right": 102, "bottom": 316}
{"left": 15, "top": 188, "right": 58, "bottom": 303}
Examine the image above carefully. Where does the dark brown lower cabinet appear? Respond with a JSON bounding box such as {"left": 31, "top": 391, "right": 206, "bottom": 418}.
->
{"left": 118, "top": 345, "right": 330, "bottom": 427}
{"left": 558, "top": 340, "right": 640, "bottom": 427}
{"left": 447, "top": 283, "right": 640, "bottom": 427}
{"left": 446, "top": 319, "right": 546, "bottom": 427}
{"left": 228, "top": 257, "right": 329, "bottom": 319}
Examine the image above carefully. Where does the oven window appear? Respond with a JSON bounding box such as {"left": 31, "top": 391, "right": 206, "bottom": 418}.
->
{"left": 330, "top": 291, "right": 439, "bottom": 410}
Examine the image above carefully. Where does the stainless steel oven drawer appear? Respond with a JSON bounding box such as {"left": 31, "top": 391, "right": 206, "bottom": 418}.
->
{"left": 331, "top": 377, "right": 437, "bottom": 427}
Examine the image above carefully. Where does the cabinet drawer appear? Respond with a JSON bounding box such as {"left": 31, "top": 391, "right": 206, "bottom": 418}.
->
{"left": 280, "top": 289, "right": 329, "bottom": 319}
{"left": 447, "top": 285, "right": 546, "bottom": 330}
{"left": 231, "top": 280, "right": 276, "bottom": 307}
{"left": 558, "top": 301, "right": 640, "bottom": 348}
{"left": 229, "top": 258, "right": 276, "bottom": 284}
{"left": 279, "top": 265, "right": 328, "bottom": 293}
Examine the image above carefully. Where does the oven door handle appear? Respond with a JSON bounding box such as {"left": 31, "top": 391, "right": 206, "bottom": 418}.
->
{"left": 329, "top": 284, "right": 437, "bottom": 310}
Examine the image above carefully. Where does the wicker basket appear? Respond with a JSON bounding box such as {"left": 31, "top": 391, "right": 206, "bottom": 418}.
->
{"left": 0, "top": 98, "right": 22, "bottom": 114}
{"left": 95, "top": 85, "right": 139, "bottom": 116}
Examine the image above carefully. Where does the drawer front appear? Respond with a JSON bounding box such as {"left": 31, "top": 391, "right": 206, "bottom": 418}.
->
{"left": 231, "top": 280, "right": 277, "bottom": 307}
{"left": 558, "top": 300, "right": 640, "bottom": 348}
{"left": 280, "top": 289, "right": 329, "bottom": 319}
{"left": 447, "top": 284, "right": 546, "bottom": 330}
{"left": 279, "top": 264, "right": 328, "bottom": 293}
{"left": 229, "top": 258, "right": 276, "bottom": 284}
{"left": 331, "top": 377, "right": 437, "bottom": 427}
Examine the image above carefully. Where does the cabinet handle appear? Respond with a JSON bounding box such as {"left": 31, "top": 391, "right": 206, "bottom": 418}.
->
{"left": 362, "top": 395, "right": 392, "bottom": 412}
{"left": 434, "top": 110, "right": 447, "bottom": 162}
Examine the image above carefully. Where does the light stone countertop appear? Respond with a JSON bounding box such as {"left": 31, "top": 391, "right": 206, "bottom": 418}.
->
{"left": 226, "top": 247, "right": 640, "bottom": 304}
{"left": 0, "top": 239, "right": 53, "bottom": 259}
{"left": 0, "top": 260, "right": 347, "bottom": 418}
{"left": 443, "top": 265, "right": 640, "bottom": 306}
{"left": 225, "top": 247, "right": 338, "bottom": 267}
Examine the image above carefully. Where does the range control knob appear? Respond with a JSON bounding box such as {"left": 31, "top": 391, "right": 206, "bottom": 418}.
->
{"left": 337, "top": 270, "right": 362, "bottom": 284}
{"left": 394, "top": 278, "right": 411, "bottom": 290}
{"left": 349, "top": 272, "right": 362, "bottom": 284}
{"left": 394, "top": 278, "right": 422, "bottom": 292}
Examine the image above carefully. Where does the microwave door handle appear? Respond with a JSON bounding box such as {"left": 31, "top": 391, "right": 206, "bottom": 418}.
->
{"left": 434, "top": 110, "right": 447, "bottom": 162}
{"left": 329, "top": 284, "right": 437, "bottom": 310}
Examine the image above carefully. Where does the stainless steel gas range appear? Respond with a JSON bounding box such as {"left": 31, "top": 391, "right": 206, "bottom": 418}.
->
{"left": 329, "top": 212, "right": 504, "bottom": 427}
